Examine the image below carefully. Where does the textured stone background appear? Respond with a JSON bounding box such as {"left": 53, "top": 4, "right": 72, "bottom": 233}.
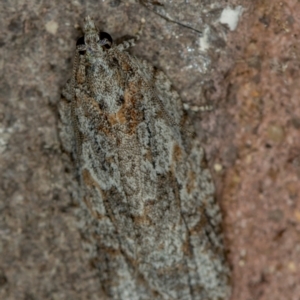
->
{"left": 1, "top": 0, "right": 299, "bottom": 299}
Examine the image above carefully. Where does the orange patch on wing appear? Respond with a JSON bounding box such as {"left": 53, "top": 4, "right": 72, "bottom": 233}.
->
{"left": 189, "top": 207, "right": 207, "bottom": 235}
{"left": 186, "top": 169, "right": 197, "bottom": 194}
{"left": 108, "top": 81, "right": 144, "bottom": 134}
{"left": 76, "top": 63, "right": 86, "bottom": 84}
{"left": 172, "top": 143, "right": 183, "bottom": 162}
{"left": 82, "top": 169, "right": 105, "bottom": 220}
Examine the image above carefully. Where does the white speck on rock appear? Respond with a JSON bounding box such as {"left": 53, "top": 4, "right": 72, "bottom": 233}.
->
{"left": 219, "top": 6, "right": 243, "bottom": 31}
{"left": 45, "top": 20, "right": 59, "bottom": 35}
{"left": 199, "top": 26, "right": 210, "bottom": 51}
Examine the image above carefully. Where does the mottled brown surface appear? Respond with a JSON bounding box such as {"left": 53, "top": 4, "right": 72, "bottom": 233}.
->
{"left": 0, "top": 0, "right": 299, "bottom": 299}
{"left": 218, "top": 1, "right": 300, "bottom": 299}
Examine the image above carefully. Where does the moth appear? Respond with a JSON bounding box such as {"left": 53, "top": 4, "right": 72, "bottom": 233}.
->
{"left": 59, "top": 16, "right": 230, "bottom": 300}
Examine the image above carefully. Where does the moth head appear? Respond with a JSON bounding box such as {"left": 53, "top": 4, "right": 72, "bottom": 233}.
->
{"left": 76, "top": 16, "right": 113, "bottom": 55}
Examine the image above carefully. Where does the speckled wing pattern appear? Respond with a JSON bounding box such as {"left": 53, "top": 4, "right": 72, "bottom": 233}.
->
{"left": 59, "top": 16, "right": 230, "bottom": 300}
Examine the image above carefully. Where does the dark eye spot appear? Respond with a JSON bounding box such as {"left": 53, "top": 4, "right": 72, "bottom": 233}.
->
{"left": 117, "top": 95, "right": 125, "bottom": 106}
{"left": 98, "top": 101, "right": 107, "bottom": 111}
{"left": 76, "top": 36, "right": 86, "bottom": 55}
{"left": 99, "top": 32, "right": 113, "bottom": 49}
